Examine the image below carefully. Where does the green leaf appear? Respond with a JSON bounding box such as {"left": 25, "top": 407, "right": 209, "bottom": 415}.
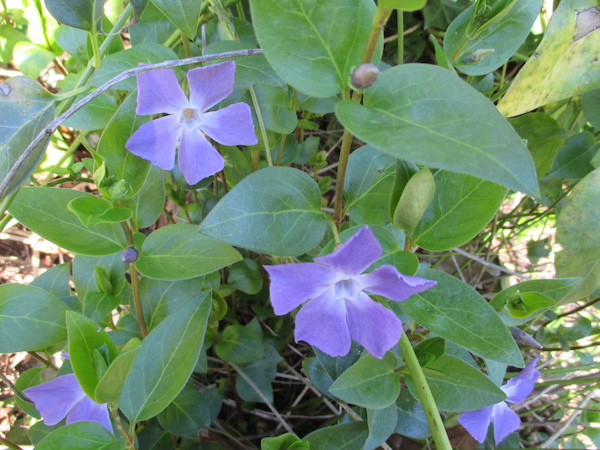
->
{"left": 31, "top": 264, "right": 71, "bottom": 298}
{"left": 395, "top": 390, "right": 430, "bottom": 439}
{"left": 0, "top": 76, "right": 55, "bottom": 199}
{"left": 549, "top": 132, "right": 599, "bottom": 180}
{"left": 414, "top": 337, "right": 446, "bottom": 367}
{"left": 0, "top": 284, "right": 69, "bottom": 352}
{"left": 444, "top": 0, "right": 544, "bottom": 76}
{"left": 380, "top": 0, "right": 426, "bottom": 11}
{"left": 228, "top": 258, "right": 263, "bottom": 295}
{"left": 119, "top": 291, "right": 211, "bottom": 422}
{"left": 252, "top": 83, "right": 298, "bottom": 134}
{"left": 135, "top": 224, "right": 242, "bottom": 280}
{"left": 96, "top": 92, "right": 151, "bottom": 199}
{"left": 129, "top": 2, "right": 177, "bottom": 45}
{"left": 200, "top": 167, "right": 328, "bottom": 256}
{"left": 67, "top": 311, "right": 119, "bottom": 400}
{"left": 506, "top": 292, "right": 557, "bottom": 319}
{"left": 82, "top": 292, "right": 121, "bottom": 323}
{"left": 498, "top": 0, "right": 600, "bottom": 117}
{"left": 304, "top": 422, "right": 368, "bottom": 449}
{"left": 365, "top": 403, "right": 397, "bottom": 450}
{"left": 235, "top": 344, "right": 283, "bottom": 403}
{"left": 157, "top": 386, "right": 220, "bottom": 438}
{"left": 250, "top": 0, "right": 378, "bottom": 97}
{"left": 302, "top": 357, "right": 336, "bottom": 398}
{"left": 149, "top": 0, "right": 201, "bottom": 39}
{"left": 510, "top": 113, "right": 568, "bottom": 178}
{"left": 412, "top": 171, "right": 506, "bottom": 251}
{"left": 62, "top": 94, "right": 118, "bottom": 131}
{"left": 329, "top": 353, "right": 400, "bottom": 409}
{"left": 336, "top": 64, "right": 539, "bottom": 196}
{"left": 128, "top": 165, "right": 165, "bottom": 229}
{"left": 45, "top": 0, "right": 105, "bottom": 31}
{"left": 397, "top": 269, "right": 523, "bottom": 366}
{"left": 9, "top": 187, "right": 126, "bottom": 255}
{"left": 344, "top": 145, "right": 396, "bottom": 226}
{"left": 215, "top": 318, "right": 265, "bottom": 364}
{"left": 408, "top": 354, "right": 506, "bottom": 411}
{"left": 94, "top": 338, "right": 141, "bottom": 403}
{"left": 262, "top": 433, "right": 308, "bottom": 450}
{"left": 68, "top": 196, "right": 132, "bottom": 227}
{"left": 91, "top": 42, "right": 179, "bottom": 90}
{"left": 392, "top": 167, "right": 435, "bottom": 234}
{"left": 73, "top": 252, "right": 126, "bottom": 300}
{"left": 12, "top": 42, "right": 57, "bottom": 78}
{"left": 35, "top": 422, "right": 125, "bottom": 450}
{"left": 581, "top": 88, "right": 600, "bottom": 129}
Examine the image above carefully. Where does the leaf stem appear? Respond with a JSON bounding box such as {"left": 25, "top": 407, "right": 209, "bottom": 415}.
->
{"left": 120, "top": 222, "right": 148, "bottom": 338}
{"left": 399, "top": 332, "right": 452, "bottom": 450}
{"left": 248, "top": 85, "right": 273, "bottom": 167}
{"left": 397, "top": 10, "right": 404, "bottom": 64}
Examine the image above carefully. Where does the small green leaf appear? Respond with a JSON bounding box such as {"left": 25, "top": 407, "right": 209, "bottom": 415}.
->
{"left": 507, "top": 292, "right": 557, "bottom": 318}
{"left": 392, "top": 167, "right": 435, "bottom": 234}
{"left": 262, "top": 433, "right": 308, "bottom": 450}
{"left": 0, "top": 76, "right": 55, "bottom": 199}
{"left": 149, "top": 0, "right": 202, "bottom": 38}
{"left": 35, "top": 422, "right": 126, "bottom": 449}
{"left": 414, "top": 337, "right": 446, "bottom": 367}
{"left": 200, "top": 167, "right": 328, "bottom": 256}
{"left": 68, "top": 196, "right": 132, "bottom": 227}
{"left": 94, "top": 338, "right": 141, "bottom": 403}
{"left": 379, "top": 0, "right": 427, "bottom": 11}
{"left": 215, "top": 318, "right": 265, "bottom": 364}
{"left": 119, "top": 291, "right": 211, "bottom": 422}
{"left": 336, "top": 64, "right": 539, "bottom": 196}
{"left": 329, "top": 352, "right": 400, "bottom": 409}
{"left": 0, "top": 284, "right": 69, "bottom": 352}
{"left": 135, "top": 224, "right": 242, "bottom": 280}
{"left": 45, "top": 0, "right": 105, "bottom": 31}
{"left": 304, "top": 422, "right": 368, "bottom": 449}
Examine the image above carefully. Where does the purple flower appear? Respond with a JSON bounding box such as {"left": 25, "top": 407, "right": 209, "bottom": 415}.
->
{"left": 459, "top": 356, "right": 541, "bottom": 445}
{"left": 125, "top": 61, "right": 257, "bottom": 185}
{"left": 24, "top": 373, "right": 113, "bottom": 433}
{"left": 265, "top": 226, "right": 437, "bottom": 358}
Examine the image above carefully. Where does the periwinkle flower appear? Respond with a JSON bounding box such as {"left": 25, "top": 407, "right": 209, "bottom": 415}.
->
{"left": 459, "top": 356, "right": 541, "bottom": 445}
{"left": 265, "top": 226, "right": 437, "bottom": 358}
{"left": 125, "top": 61, "right": 257, "bottom": 185}
{"left": 24, "top": 373, "right": 113, "bottom": 433}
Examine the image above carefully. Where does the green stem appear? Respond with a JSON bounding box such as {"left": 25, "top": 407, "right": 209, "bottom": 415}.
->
{"left": 109, "top": 403, "right": 135, "bottom": 449}
{"left": 397, "top": 10, "right": 404, "bottom": 64}
{"left": 0, "top": 191, "right": 17, "bottom": 232}
{"left": 399, "top": 332, "right": 452, "bottom": 450}
{"left": 120, "top": 222, "right": 148, "bottom": 338}
{"left": 0, "top": 436, "right": 23, "bottom": 450}
{"left": 363, "top": 7, "right": 391, "bottom": 64}
{"left": 248, "top": 85, "right": 273, "bottom": 167}
{"left": 333, "top": 125, "right": 355, "bottom": 230}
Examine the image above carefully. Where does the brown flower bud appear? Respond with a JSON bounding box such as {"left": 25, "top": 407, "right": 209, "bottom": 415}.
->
{"left": 351, "top": 63, "right": 380, "bottom": 89}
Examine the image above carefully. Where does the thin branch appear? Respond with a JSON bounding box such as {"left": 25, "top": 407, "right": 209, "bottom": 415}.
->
{"left": 451, "top": 247, "right": 532, "bottom": 280}
{"left": 0, "top": 48, "right": 263, "bottom": 199}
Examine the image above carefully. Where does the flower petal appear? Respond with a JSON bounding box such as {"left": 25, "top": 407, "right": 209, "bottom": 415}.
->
{"left": 458, "top": 406, "right": 493, "bottom": 443}
{"left": 345, "top": 292, "right": 402, "bottom": 358}
{"left": 201, "top": 103, "right": 258, "bottom": 146}
{"left": 491, "top": 401, "right": 521, "bottom": 445}
{"left": 188, "top": 61, "right": 236, "bottom": 111}
{"left": 136, "top": 67, "right": 189, "bottom": 115}
{"left": 315, "top": 226, "right": 381, "bottom": 276}
{"left": 67, "top": 397, "right": 113, "bottom": 433}
{"left": 294, "top": 292, "right": 351, "bottom": 357}
{"left": 24, "top": 374, "right": 86, "bottom": 426}
{"left": 265, "top": 263, "right": 336, "bottom": 315}
{"left": 358, "top": 265, "right": 437, "bottom": 302}
{"left": 125, "top": 115, "right": 181, "bottom": 170}
{"left": 502, "top": 355, "right": 541, "bottom": 404}
{"left": 177, "top": 127, "right": 224, "bottom": 184}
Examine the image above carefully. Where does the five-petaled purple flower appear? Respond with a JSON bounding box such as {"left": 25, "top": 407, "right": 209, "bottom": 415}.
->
{"left": 265, "top": 226, "right": 437, "bottom": 358}
{"left": 125, "top": 61, "right": 257, "bottom": 185}
{"left": 459, "top": 356, "right": 541, "bottom": 445}
{"left": 24, "top": 373, "right": 113, "bottom": 433}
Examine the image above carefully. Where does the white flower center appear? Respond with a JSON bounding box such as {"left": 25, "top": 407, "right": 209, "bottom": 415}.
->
{"left": 180, "top": 108, "right": 202, "bottom": 128}
{"left": 333, "top": 278, "right": 361, "bottom": 301}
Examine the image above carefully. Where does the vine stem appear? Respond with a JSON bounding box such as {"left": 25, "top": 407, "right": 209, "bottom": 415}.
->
{"left": 120, "top": 222, "right": 148, "bottom": 338}
{"left": 399, "top": 332, "right": 452, "bottom": 450}
{"left": 0, "top": 48, "right": 263, "bottom": 199}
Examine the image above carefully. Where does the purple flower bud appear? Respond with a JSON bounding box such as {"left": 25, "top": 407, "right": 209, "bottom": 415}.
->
{"left": 351, "top": 63, "right": 380, "bottom": 89}
{"left": 120, "top": 246, "right": 139, "bottom": 264}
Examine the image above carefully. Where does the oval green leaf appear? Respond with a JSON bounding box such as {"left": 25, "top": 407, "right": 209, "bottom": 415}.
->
{"left": 335, "top": 64, "right": 539, "bottom": 196}
{"left": 135, "top": 224, "right": 242, "bottom": 280}
{"left": 199, "top": 167, "right": 328, "bottom": 256}
{"left": 0, "top": 284, "right": 69, "bottom": 352}
{"left": 9, "top": 187, "right": 126, "bottom": 255}
{"left": 35, "top": 422, "right": 125, "bottom": 450}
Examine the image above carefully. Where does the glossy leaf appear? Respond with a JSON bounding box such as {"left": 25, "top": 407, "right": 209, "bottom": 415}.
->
{"left": 445, "top": 0, "right": 543, "bottom": 75}
{"left": 45, "top": 0, "right": 105, "bottom": 31}
{"left": 506, "top": 292, "right": 557, "bottom": 319}
{"left": 67, "top": 311, "right": 119, "bottom": 400}
{"left": 250, "top": 0, "right": 378, "bottom": 97}
{"left": 498, "top": 0, "right": 600, "bottom": 117}
{"left": 95, "top": 338, "right": 142, "bottom": 403}
{"left": 344, "top": 146, "right": 396, "bottom": 226}
{"left": 96, "top": 92, "right": 152, "bottom": 199}
{"left": 9, "top": 187, "right": 126, "bottom": 255}
{"left": 380, "top": 0, "right": 427, "bottom": 11}
{"left": 0, "top": 284, "right": 68, "bottom": 352}
{"left": 82, "top": 292, "right": 121, "bottom": 323}
{"left": 395, "top": 390, "right": 431, "bottom": 439}
{"left": 365, "top": 404, "right": 397, "bottom": 450}
{"left": 67, "top": 196, "right": 132, "bottom": 227}
{"left": 0, "top": 76, "right": 55, "bottom": 199}
{"left": 549, "top": 132, "right": 599, "bottom": 180}
{"left": 412, "top": 171, "right": 506, "bottom": 251}
{"left": 62, "top": 94, "right": 118, "bottom": 131}
{"left": 35, "top": 422, "right": 125, "bottom": 450}
{"left": 304, "top": 422, "right": 368, "bottom": 449}
{"left": 135, "top": 224, "right": 242, "bottom": 280}
{"left": 329, "top": 353, "right": 400, "bottom": 409}
{"left": 392, "top": 167, "right": 435, "bottom": 234}
{"left": 252, "top": 83, "right": 298, "bottom": 134}
{"left": 30, "top": 264, "right": 71, "bottom": 298}
{"left": 200, "top": 167, "right": 328, "bottom": 256}
{"left": 128, "top": 165, "right": 165, "bottom": 229}
{"left": 397, "top": 269, "right": 523, "bottom": 366}
{"left": 73, "top": 252, "right": 126, "bottom": 301}
{"left": 119, "top": 291, "right": 211, "bottom": 422}
{"left": 149, "top": 0, "right": 201, "bottom": 39}
{"left": 409, "top": 354, "right": 506, "bottom": 411}
{"left": 336, "top": 64, "right": 539, "bottom": 196}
